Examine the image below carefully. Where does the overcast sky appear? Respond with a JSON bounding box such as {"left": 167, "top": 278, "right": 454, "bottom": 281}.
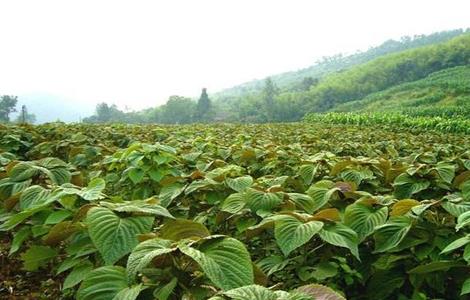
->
{"left": 0, "top": 0, "right": 469, "bottom": 111}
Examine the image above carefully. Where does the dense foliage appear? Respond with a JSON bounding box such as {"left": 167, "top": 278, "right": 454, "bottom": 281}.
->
{"left": 1, "top": 122, "right": 470, "bottom": 299}
{"left": 304, "top": 112, "right": 470, "bottom": 134}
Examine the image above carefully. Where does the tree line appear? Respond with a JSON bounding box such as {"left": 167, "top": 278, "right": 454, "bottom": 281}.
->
{"left": 0, "top": 95, "right": 36, "bottom": 124}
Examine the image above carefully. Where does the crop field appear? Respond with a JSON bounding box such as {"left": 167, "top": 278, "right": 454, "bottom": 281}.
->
{"left": 1, "top": 122, "right": 470, "bottom": 299}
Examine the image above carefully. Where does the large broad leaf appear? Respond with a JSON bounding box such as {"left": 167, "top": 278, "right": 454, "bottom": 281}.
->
{"left": 19, "top": 185, "right": 52, "bottom": 210}
{"left": 433, "top": 163, "right": 455, "bottom": 184}
{"left": 407, "top": 261, "right": 463, "bottom": 274}
{"left": 462, "top": 278, "right": 470, "bottom": 296}
{"left": 221, "top": 192, "right": 247, "bottom": 214}
{"left": 390, "top": 199, "right": 420, "bottom": 216}
{"left": 221, "top": 285, "right": 277, "bottom": 300}
{"left": 296, "top": 284, "right": 345, "bottom": 300}
{"left": 393, "top": 174, "right": 430, "bottom": 199}
{"left": 159, "top": 183, "right": 185, "bottom": 207}
{"left": 274, "top": 215, "right": 323, "bottom": 256}
{"left": 306, "top": 181, "right": 340, "bottom": 213}
{"left": 319, "top": 223, "right": 360, "bottom": 260}
{"left": 287, "top": 193, "right": 316, "bottom": 214}
{"left": 8, "top": 162, "right": 39, "bottom": 181}
{"left": 440, "top": 235, "right": 470, "bottom": 254}
{"left": 63, "top": 261, "right": 94, "bottom": 289}
{"left": 100, "top": 199, "right": 174, "bottom": 219}
{"left": 20, "top": 245, "right": 58, "bottom": 271}
{"left": 159, "top": 219, "right": 210, "bottom": 241}
{"left": 344, "top": 202, "right": 388, "bottom": 241}
{"left": 299, "top": 164, "right": 318, "bottom": 185}
{"left": 441, "top": 196, "right": 470, "bottom": 217}
{"left": 77, "top": 266, "right": 137, "bottom": 300}
{"left": 457, "top": 211, "right": 470, "bottom": 231}
{"left": 79, "top": 178, "right": 106, "bottom": 201}
{"left": 226, "top": 176, "right": 253, "bottom": 192}
{"left": 178, "top": 237, "right": 254, "bottom": 291}
{"left": 373, "top": 216, "right": 412, "bottom": 253}
{"left": 126, "top": 238, "right": 175, "bottom": 283}
{"left": 86, "top": 207, "right": 154, "bottom": 265}
{"left": 246, "top": 188, "right": 283, "bottom": 214}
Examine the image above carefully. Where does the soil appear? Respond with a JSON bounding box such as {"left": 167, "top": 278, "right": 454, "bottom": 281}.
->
{"left": 0, "top": 234, "right": 65, "bottom": 300}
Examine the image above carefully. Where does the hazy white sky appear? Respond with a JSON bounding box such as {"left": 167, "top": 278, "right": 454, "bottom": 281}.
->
{"left": 0, "top": 0, "right": 469, "bottom": 110}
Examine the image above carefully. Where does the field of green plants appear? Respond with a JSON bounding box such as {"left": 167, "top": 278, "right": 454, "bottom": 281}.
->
{"left": 1, "top": 122, "right": 470, "bottom": 299}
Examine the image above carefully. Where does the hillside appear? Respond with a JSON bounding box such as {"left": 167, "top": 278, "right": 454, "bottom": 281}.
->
{"left": 332, "top": 66, "right": 470, "bottom": 117}
{"left": 213, "top": 29, "right": 468, "bottom": 101}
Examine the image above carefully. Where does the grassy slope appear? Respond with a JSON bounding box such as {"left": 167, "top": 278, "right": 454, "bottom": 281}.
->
{"left": 331, "top": 66, "right": 470, "bottom": 116}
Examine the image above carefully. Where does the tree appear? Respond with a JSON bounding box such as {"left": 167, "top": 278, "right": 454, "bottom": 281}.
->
{"left": 195, "top": 88, "right": 213, "bottom": 122}
{"left": 262, "top": 78, "right": 278, "bottom": 121}
{"left": 15, "top": 105, "right": 36, "bottom": 124}
{"left": 0, "top": 95, "right": 18, "bottom": 122}
{"left": 160, "top": 96, "right": 195, "bottom": 124}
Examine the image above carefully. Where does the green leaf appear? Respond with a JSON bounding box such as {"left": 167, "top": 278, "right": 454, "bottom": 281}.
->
{"left": 287, "top": 193, "right": 316, "bottom": 214}
{"left": 113, "top": 284, "right": 143, "bottom": 300}
{"left": 8, "top": 162, "right": 39, "bottom": 181}
{"left": 246, "top": 188, "right": 283, "bottom": 213}
{"left": 344, "top": 203, "right": 388, "bottom": 241}
{"left": 159, "top": 183, "right": 185, "bottom": 207}
{"left": 63, "top": 261, "right": 94, "bottom": 289}
{"left": 222, "top": 285, "right": 277, "bottom": 300}
{"left": 407, "top": 261, "right": 463, "bottom": 274}
{"left": 9, "top": 226, "right": 31, "bottom": 255}
{"left": 128, "top": 167, "right": 145, "bottom": 184}
{"left": 274, "top": 215, "right": 323, "bottom": 256}
{"left": 159, "top": 219, "right": 210, "bottom": 241}
{"left": 126, "top": 238, "right": 175, "bottom": 283}
{"left": 441, "top": 198, "right": 470, "bottom": 217}
{"left": 44, "top": 210, "right": 73, "bottom": 224}
{"left": 226, "top": 176, "right": 253, "bottom": 192}
{"left": 457, "top": 211, "right": 470, "bottom": 230}
{"left": 153, "top": 277, "right": 178, "bottom": 300}
{"left": 296, "top": 284, "right": 346, "bottom": 300}
{"left": 178, "top": 237, "right": 254, "bottom": 291}
{"left": 434, "top": 163, "right": 455, "bottom": 184}
{"left": 440, "top": 235, "right": 470, "bottom": 254}
{"left": 462, "top": 278, "right": 470, "bottom": 296}
{"left": 374, "top": 216, "right": 412, "bottom": 253}
{"left": 306, "top": 181, "right": 339, "bottom": 213}
{"left": 20, "top": 245, "right": 58, "bottom": 271}
{"left": 80, "top": 178, "right": 106, "bottom": 201}
{"left": 319, "top": 223, "right": 360, "bottom": 260}
{"left": 86, "top": 207, "right": 154, "bottom": 265}
{"left": 77, "top": 266, "right": 129, "bottom": 300}
{"left": 393, "top": 174, "right": 430, "bottom": 199}
{"left": 100, "top": 200, "right": 174, "bottom": 219}
{"left": 299, "top": 164, "right": 318, "bottom": 185}
{"left": 222, "top": 192, "right": 246, "bottom": 214}
{"left": 19, "top": 185, "right": 52, "bottom": 210}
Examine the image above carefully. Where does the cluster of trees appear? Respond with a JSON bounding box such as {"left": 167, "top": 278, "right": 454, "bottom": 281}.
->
{"left": 0, "top": 95, "right": 36, "bottom": 124}
{"left": 83, "top": 88, "right": 214, "bottom": 124}
{"left": 214, "top": 32, "right": 470, "bottom": 122}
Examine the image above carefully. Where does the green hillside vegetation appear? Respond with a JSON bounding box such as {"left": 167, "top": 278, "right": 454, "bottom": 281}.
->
{"left": 333, "top": 66, "right": 470, "bottom": 117}
{"left": 76, "top": 29, "right": 470, "bottom": 124}
{"left": 214, "top": 29, "right": 468, "bottom": 99}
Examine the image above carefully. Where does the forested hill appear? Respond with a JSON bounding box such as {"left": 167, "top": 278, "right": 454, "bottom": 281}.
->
{"left": 213, "top": 29, "right": 468, "bottom": 101}
{"left": 78, "top": 28, "right": 470, "bottom": 124}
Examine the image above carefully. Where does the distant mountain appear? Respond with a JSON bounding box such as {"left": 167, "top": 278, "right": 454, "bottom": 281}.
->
{"left": 11, "top": 93, "right": 95, "bottom": 123}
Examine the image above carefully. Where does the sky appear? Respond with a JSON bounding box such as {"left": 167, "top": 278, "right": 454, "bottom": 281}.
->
{"left": 0, "top": 0, "right": 469, "bottom": 116}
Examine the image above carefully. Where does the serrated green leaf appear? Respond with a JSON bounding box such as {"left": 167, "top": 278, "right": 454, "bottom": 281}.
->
{"left": 344, "top": 203, "right": 388, "bottom": 241}
{"left": 274, "top": 215, "right": 323, "bottom": 256}
{"left": 374, "top": 216, "right": 412, "bottom": 253}
{"left": 319, "top": 223, "right": 360, "bottom": 260}
{"left": 86, "top": 207, "right": 154, "bottom": 265}
{"left": 20, "top": 245, "right": 58, "bottom": 271}
{"left": 77, "top": 266, "right": 128, "bottom": 300}
{"left": 178, "top": 237, "right": 254, "bottom": 291}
